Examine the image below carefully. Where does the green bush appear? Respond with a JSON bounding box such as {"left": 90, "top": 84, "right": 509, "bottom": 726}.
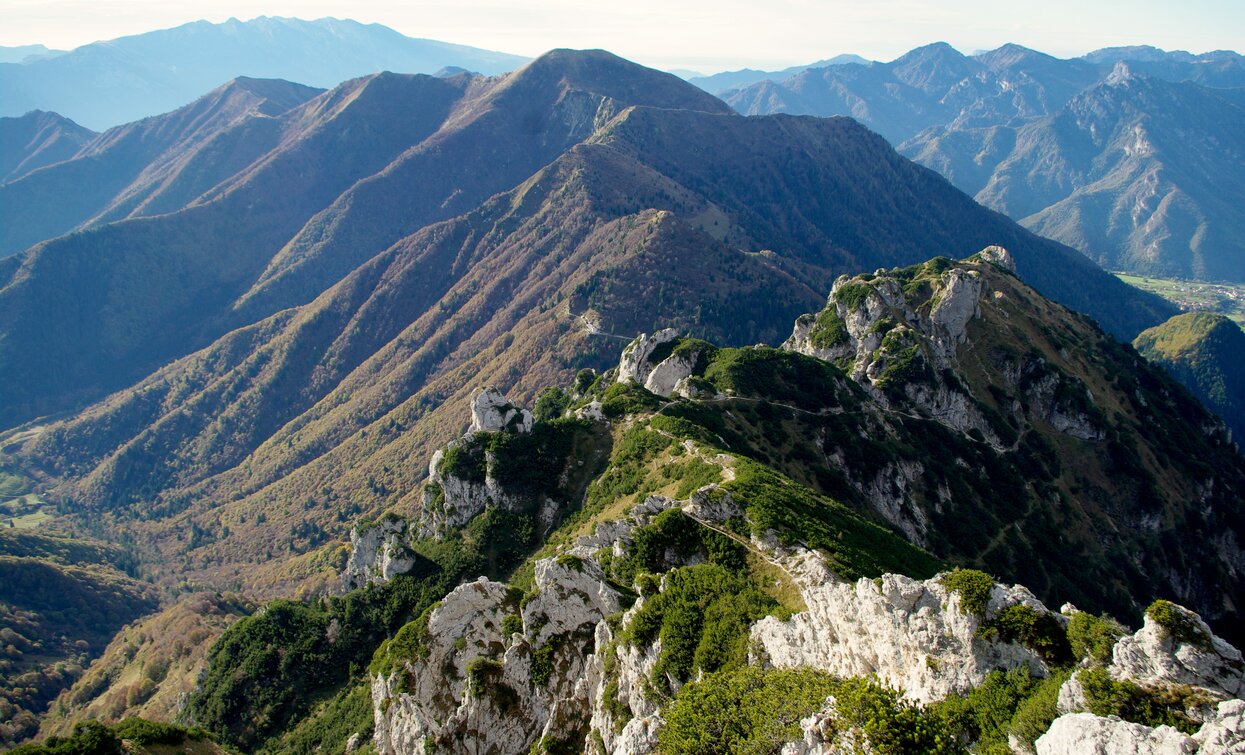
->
{"left": 808, "top": 309, "right": 850, "bottom": 350}
{"left": 533, "top": 387, "right": 572, "bottom": 422}
{"left": 1009, "top": 671, "right": 1071, "bottom": 748}
{"left": 1067, "top": 612, "right": 1126, "bottom": 665}
{"left": 977, "top": 604, "right": 1072, "bottom": 667}
{"left": 660, "top": 667, "right": 961, "bottom": 754}
{"left": 940, "top": 569, "right": 994, "bottom": 617}
{"left": 623, "top": 563, "right": 777, "bottom": 686}
{"left": 1145, "top": 600, "right": 1212, "bottom": 650}
{"left": 8, "top": 721, "right": 122, "bottom": 755}
{"left": 501, "top": 613, "right": 523, "bottom": 637}
{"left": 601, "top": 382, "right": 664, "bottom": 418}
{"left": 1078, "top": 668, "right": 1201, "bottom": 734}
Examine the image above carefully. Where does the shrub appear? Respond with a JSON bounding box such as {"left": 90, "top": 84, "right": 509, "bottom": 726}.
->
{"left": 1078, "top": 668, "right": 1202, "bottom": 734}
{"left": 660, "top": 667, "right": 961, "bottom": 755}
{"left": 940, "top": 569, "right": 994, "bottom": 617}
{"left": 1067, "top": 611, "right": 1126, "bottom": 665}
{"left": 622, "top": 563, "right": 776, "bottom": 686}
{"left": 977, "top": 604, "right": 1072, "bottom": 667}
{"left": 501, "top": 614, "right": 523, "bottom": 637}
{"left": 533, "top": 387, "right": 572, "bottom": 422}
{"left": 1145, "top": 600, "right": 1211, "bottom": 650}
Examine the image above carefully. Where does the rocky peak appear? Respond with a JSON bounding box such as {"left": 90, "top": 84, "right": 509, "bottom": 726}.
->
{"left": 1110, "top": 602, "right": 1245, "bottom": 698}
{"left": 469, "top": 387, "right": 533, "bottom": 435}
{"left": 341, "top": 515, "right": 420, "bottom": 591}
{"left": 617, "top": 329, "right": 680, "bottom": 386}
{"left": 978, "top": 243, "right": 1017, "bottom": 272}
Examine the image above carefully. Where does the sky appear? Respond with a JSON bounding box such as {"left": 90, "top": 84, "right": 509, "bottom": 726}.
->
{"left": 2, "top": 0, "right": 1243, "bottom": 72}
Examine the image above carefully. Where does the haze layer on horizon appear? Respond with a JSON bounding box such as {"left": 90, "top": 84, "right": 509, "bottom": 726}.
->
{"left": 2, "top": 0, "right": 1243, "bottom": 72}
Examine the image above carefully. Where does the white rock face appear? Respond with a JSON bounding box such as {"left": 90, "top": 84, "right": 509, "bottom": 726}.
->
{"left": 416, "top": 444, "right": 514, "bottom": 539}
{"left": 341, "top": 516, "right": 418, "bottom": 591}
{"left": 1110, "top": 607, "right": 1245, "bottom": 698}
{"left": 644, "top": 349, "right": 701, "bottom": 397}
{"left": 1036, "top": 713, "right": 1196, "bottom": 754}
{"left": 617, "top": 329, "right": 680, "bottom": 387}
{"left": 1194, "top": 699, "right": 1245, "bottom": 753}
{"left": 979, "top": 244, "right": 1017, "bottom": 272}
{"left": 469, "top": 387, "right": 533, "bottom": 434}
{"left": 927, "top": 267, "right": 984, "bottom": 361}
{"left": 752, "top": 570, "right": 1052, "bottom": 705}
{"left": 372, "top": 557, "right": 624, "bottom": 755}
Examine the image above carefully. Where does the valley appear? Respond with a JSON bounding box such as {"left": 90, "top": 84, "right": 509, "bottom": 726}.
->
{"left": 0, "top": 20, "right": 1242, "bottom": 755}
{"left": 1117, "top": 274, "right": 1245, "bottom": 325}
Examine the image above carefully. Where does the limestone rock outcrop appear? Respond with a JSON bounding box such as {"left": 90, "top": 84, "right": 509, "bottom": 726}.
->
{"left": 341, "top": 516, "right": 419, "bottom": 591}
{"left": 1110, "top": 605, "right": 1245, "bottom": 698}
{"left": 617, "top": 329, "right": 680, "bottom": 387}
{"left": 752, "top": 571, "right": 1053, "bottom": 705}
{"left": 1036, "top": 713, "right": 1196, "bottom": 755}
{"left": 469, "top": 387, "right": 533, "bottom": 435}
{"left": 616, "top": 330, "right": 714, "bottom": 398}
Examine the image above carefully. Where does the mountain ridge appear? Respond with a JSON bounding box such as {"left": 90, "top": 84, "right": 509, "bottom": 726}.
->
{"left": 0, "top": 16, "right": 529, "bottom": 129}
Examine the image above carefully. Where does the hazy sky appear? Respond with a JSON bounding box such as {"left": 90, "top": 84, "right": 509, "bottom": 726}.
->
{"left": 2, "top": 0, "right": 1243, "bottom": 71}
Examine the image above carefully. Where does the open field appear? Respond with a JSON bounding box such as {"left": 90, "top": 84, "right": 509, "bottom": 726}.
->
{"left": 1116, "top": 273, "right": 1245, "bottom": 324}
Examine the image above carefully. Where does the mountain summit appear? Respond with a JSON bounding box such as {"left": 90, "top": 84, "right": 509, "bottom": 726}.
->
{"left": 0, "top": 17, "right": 529, "bottom": 129}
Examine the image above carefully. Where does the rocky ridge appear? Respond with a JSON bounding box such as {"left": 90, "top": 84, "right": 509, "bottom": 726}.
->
{"left": 340, "top": 281, "right": 1245, "bottom": 751}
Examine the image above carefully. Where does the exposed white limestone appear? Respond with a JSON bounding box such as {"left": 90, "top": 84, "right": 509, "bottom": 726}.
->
{"left": 1036, "top": 713, "right": 1196, "bottom": 754}
{"left": 1110, "top": 606, "right": 1245, "bottom": 698}
{"left": 751, "top": 571, "right": 1052, "bottom": 704}
{"left": 978, "top": 244, "right": 1017, "bottom": 272}
{"left": 617, "top": 329, "right": 679, "bottom": 387}
{"left": 341, "top": 516, "right": 418, "bottom": 591}
{"left": 470, "top": 387, "right": 533, "bottom": 434}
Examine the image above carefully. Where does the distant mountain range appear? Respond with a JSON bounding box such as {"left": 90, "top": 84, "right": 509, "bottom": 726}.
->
{"left": 0, "top": 51, "right": 1170, "bottom": 582}
{"left": 687, "top": 54, "right": 870, "bottom": 94}
{"left": 723, "top": 43, "right": 1245, "bottom": 281}
{"left": 1, "top": 46, "right": 1238, "bottom": 752}
{"left": 0, "top": 44, "right": 64, "bottom": 64}
{"left": 0, "top": 109, "right": 93, "bottom": 183}
{"left": 0, "top": 17, "right": 529, "bottom": 129}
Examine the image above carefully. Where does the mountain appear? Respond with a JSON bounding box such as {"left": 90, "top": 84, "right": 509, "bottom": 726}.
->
{"left": 1084, "top": 45, "right": 1245, "bottom": 87}
{"left": 0, "top": 56, "right": 1172, "bottom": 520}
{"left": 1134, "top": 313, "right": 1245, "bottom": 441}
{"left": 0, "top": 77, "right": 323, "bottom": 256}
{"left": 688, "top": 54, "right": 870, "bottom": 94}
{"left": 0, "top": 17, "right": 529, "bottom": 129}
{"left": 908, "top": 70, "right": 1245, "bottom": 280}
{"left": 0, "top": 51, "right": 1187, "bottom": 743}
{"left": 145, "top": 251, "right": 1245, "bottom": 754}
{"left": 725, "top": 43, "right": 1245, "bottom": 281}
{"left": 0, "top": 45, "right": 63, "bottom": 64}
{"left": 0, "top": 529, "right": 157, "bottom": 748}
{"left": 0, "top": 110, "right": 94, "bottom": 183}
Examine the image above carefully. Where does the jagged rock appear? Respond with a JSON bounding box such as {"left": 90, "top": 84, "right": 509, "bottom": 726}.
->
{"left": 1194, "top": 699, "right": 1245, "bottom": 753}
{"left": 751, "top": 570, "right": 1052, "bottom": 704}
{"left": 341, "top": 516, "right": 418, "bottom": 591}
{"left": 372, "top": 556, "right": 624, "bottom": 754}
{"left": 644, "top": 348, "right": 700, "bottom": 397}
{"left": 1057, "top": 671, "right": 1091, "bottom": 716}
{"left": 617, "top": 329, "right": 680, "bottom": 387}
{"left": 469, "top": 387, "right": 533, "bottom": 434}
{"left": 416, "top": 389, "right": 543, "bottom": 539}
{"left": 927, "top": 267, "right": 983, "bottom": 360}
{"left": 576, "top": 400, "right": 606, "bottom": 421}
{"left": 416, "top": 445, "right": 515, "bottom": 539}
{"left": 1111, "top": 606, "right": 1245, "bottom": 698}
{"left": 1036, "top": 713, "right": 1197, "bottom": 754}
{"left": 978, "top": 244, "right": 1017, "bottom": 272}
{"left": 673, "top": 374, "right": 721, "bottom": 400}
